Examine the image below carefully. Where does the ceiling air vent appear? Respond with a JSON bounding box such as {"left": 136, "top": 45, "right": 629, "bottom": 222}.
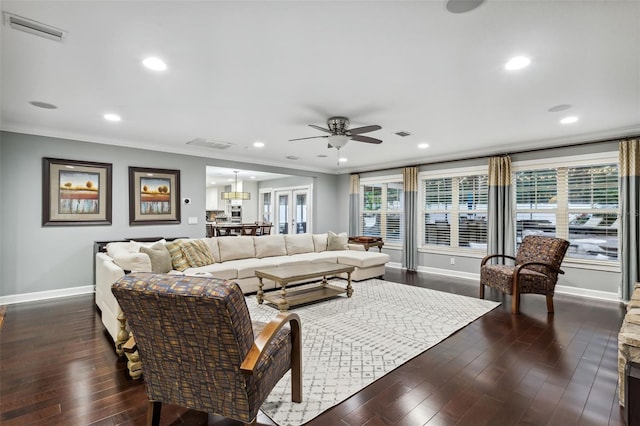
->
{"left": 186, "top": 138, "right": 234, "bottom": 150}
{"left": 3, "top": 12, "right": 67, "bottom": 42}
{"left": 395, "top": 131, "right": 411, "bottom": 137}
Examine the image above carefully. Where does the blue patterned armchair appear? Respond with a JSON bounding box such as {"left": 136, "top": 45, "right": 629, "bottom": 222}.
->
{"left": 111, "top": 273, "right": 302, "bottom": 425}
{"left": 480, "top": 235, "right": 570, "bottom": 314}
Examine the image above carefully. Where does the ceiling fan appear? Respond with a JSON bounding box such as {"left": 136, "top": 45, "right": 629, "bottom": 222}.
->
{"left": 289, "top": 116, "right": 382, "bottom": 150}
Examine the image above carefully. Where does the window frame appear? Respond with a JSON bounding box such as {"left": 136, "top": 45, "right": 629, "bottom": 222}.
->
{"left": 359, "top": 175, "right": 404, "bottom": 246}
{"left": 512, "top": 152, "right": 620, "bottom": 270}
{"left": 418, "top": 165, "right": 488, "bottom": 254}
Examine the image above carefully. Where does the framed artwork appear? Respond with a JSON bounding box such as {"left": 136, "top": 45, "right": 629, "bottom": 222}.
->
{"left": 129, "top": 167, "right": 181, "bottom": 225}
{"left": 42, "top": 157, "right": 112, "bottom": 226}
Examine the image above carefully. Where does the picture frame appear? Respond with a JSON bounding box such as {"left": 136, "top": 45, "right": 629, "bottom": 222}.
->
{"left": 42, "top": 157, "right": 113, "bottom": 226}
{"left": 129, "top": 166, "right": 181, "bottom": 225}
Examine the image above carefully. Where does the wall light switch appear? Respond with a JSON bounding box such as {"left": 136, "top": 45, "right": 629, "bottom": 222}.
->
{"left": 188, "top": 216, "right": 198, "bottom": 225}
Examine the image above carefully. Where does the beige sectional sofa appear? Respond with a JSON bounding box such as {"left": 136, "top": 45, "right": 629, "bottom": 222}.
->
{"left": 95, "top": 232, "right": 389, "bottom": 354}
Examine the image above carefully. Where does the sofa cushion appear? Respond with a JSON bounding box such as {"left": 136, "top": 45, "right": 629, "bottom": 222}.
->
{"left": 140, "top": 243, "right": 172, "bottom": 273}
{"left": 202, "top": 237, "right": 221, "bottom": 263}
{"left": 111, "top": 252, "right": 152, "bottom": 272}
{"left": 218, "top": 236, "right": 256, "bottom": 262}
{"left": 105, "top": 241, "right": 138, "bottom": 258}
{"left": 337, "top": 251, "right": 390, "bottom": 268}
{"left": 313, "top": 234, "right": 328, "bottom": 252}
{"left": 327, "top": 231, "right": 348, "bottom": 251}
{"left": 106, "top": 241, "right": 152, "bottom": 272}
{"left": 285, "top": 234, "right": 315, "bottom": 255}
{"left": 165, "top": 240, "right": 190, "bottom": 271}
{"left": 254, "top": 235, "right": 286, "bottom": 258}
{"left": 224, "top": 257, "right": 280, "bottom": 279}
{"left": 181, "top": 239, "right": 215, "bottom": 267}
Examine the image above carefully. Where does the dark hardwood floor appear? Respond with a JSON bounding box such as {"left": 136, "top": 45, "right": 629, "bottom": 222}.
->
{"left": 0, "top": 269, "right": 626, "bottom": 425}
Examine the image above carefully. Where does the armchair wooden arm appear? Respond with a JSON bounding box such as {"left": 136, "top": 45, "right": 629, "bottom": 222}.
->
{"left": 481, "top": 254, "right": 516, "bottom": 266}
{"left": 240, "top": 312, "right": 301, "bottom": 374}
{"left": 511, "top": 262, "right": 565, "bottom": 314}
{"left": 240, "top": 312, "right": 302, "bottom": 403}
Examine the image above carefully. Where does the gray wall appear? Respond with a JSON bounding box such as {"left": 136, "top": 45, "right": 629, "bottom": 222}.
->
{"left": 0, "top": 131, "right": 341, "bottom": 297}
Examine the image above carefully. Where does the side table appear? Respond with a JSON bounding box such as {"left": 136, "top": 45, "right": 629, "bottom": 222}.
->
{"left": 348, "top": 236, "right": 384, "bottom": 252}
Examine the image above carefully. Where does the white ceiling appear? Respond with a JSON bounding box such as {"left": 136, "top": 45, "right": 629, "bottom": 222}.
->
{"left": 1, "top": 1, "right": 639, "bottom": 175}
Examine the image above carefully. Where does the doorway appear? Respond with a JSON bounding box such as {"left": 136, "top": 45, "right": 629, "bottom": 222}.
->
{"left": 274, "top": 187, "right": 311, "bottom": 235}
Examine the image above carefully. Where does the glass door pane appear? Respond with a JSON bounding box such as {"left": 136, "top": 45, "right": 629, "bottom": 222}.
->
{"left": 294, "top": 191, "right": 308, "bottom": 234}
{"left": 276, "top": 192, "right": 289, "bottom": 234}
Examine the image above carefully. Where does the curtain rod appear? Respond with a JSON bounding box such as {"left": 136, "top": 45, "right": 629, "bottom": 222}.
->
{"left": 352, "top": 134, "right": 638, "bottom": 175}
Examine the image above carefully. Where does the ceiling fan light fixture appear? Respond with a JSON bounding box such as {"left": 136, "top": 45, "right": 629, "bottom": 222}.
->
{"left": 327, "top": 134, "right": 350, "bottom": 149}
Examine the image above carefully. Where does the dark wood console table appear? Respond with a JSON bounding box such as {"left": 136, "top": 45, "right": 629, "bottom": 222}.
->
{"left": 348, "top": 236, "right": 384, "bottom": 252}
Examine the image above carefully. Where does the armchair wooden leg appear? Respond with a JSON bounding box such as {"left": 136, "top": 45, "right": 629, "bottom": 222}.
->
{"left": 146, "top": 400, "right": 161, "bottom": 426}
{"left": 479, "top": 284, "right": 485, "bottom": 299}
{"left": 291, "top": 318, "right": 302, "bottom": 403}
{"left": 511, "top": 277, "right": 520, "bottom": 315}
{"left": 546, "top": 294, "right": 555, "bottom": 314}
{"left": 511, "top": 292, "right": 520, "bottom": 314}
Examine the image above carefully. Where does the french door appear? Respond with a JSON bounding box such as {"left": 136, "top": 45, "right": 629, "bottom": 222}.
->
{"left": 274, "top": 187, "right": 310, "bottom": 235}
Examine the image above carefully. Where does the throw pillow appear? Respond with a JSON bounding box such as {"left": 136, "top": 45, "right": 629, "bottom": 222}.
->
{"left": 165, "top": 240, "right": 190, "bottom": 271}
{"left": 181, "top": 239, "right": 215, "bottom": 268}
{"left": 140, "top": 243, "right": 172, "bottom": 273}
{"left": 327, "top": 231, "right": 348, "bottom": 251}
{"left": 312, "top": 233, "right": 328, "bottom": 252}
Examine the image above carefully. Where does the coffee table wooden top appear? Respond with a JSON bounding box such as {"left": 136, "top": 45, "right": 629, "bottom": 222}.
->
{"left": 255, "top": 262, "right": 355, "bottom": 285}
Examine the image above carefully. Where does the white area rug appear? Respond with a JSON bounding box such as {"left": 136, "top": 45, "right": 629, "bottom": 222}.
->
{"left": 245, "top": 278, "right": 499, "bottom": 426}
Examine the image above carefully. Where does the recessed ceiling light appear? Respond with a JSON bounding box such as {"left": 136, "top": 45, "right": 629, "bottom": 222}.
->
{"left": 560, "top": 116, "right": 579, "bottom": 124}
{"left": 29, "top": 101, "right": 57, "bottom": 109}
{"left": 142, "top": 57, "right": 167, "bottom": 71}
{"left": 253, "top": 141, "right": 264, "bottom": 148}
{"left": 446, "top": 0, "right": 486, "bottom": 14}
{"left": 317, "top": 154, "right": 328, "bottom": 158}
{"left": 250, "top": 176, "right": 256, "bottom": 179}
{"left": 103, "top": 113, "right": 121, "bottom": 122}
{"left": 418, "top": 143, "right": 430, "bottom": 149}
{"left": 339, "top": 158, "right": 348, "bottom": 163}
{"left": 548, "top": 104, "right": 572, "bottom": 112}
{"left": 286, "top": 155, "right": 299, "bottom": 160}
{"left": 505, "top": 56, "right": 531, "bottom": 71}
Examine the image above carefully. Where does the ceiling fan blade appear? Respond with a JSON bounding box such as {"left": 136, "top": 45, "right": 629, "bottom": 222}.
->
{"left": 348, "top": 124, "right": 382, "bottom": 135}
{"left": 351, "top": 135, "right": 382, "bottom": 144}
{"left": 309, "top": 124, "right": 332, "bottom": 133}
{"left": 289, "top": 135, "right": 328, "bottom": 142}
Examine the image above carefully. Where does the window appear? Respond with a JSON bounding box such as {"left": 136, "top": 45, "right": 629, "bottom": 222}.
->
{"left": 514, "top": 157, "right": 619, "bottom": 262}
{"left": 360, "top": 178, "right": 403, "bottom": 244}
{"left": 259, "top": 192, "right": 272, "bottom": 223}
{"left": 420, "top": 170, "right": 488, "bottom": 249}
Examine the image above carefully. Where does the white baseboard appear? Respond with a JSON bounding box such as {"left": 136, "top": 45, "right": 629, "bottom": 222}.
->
{"left": 0, "top": 285, "right": 94, "bottom": 306}
{"left": 404, "top": 266, "right": 621, "bottom": 303}
{"left": 554, "top": 284, "right": 620, "bottom": 303}
{"left": 416, "top": 266, "right": 480, "bottom": 281}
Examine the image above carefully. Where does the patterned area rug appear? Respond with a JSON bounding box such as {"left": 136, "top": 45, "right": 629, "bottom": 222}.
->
{"left": 245, "top": 278, "right": 499, "bottom": 426}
